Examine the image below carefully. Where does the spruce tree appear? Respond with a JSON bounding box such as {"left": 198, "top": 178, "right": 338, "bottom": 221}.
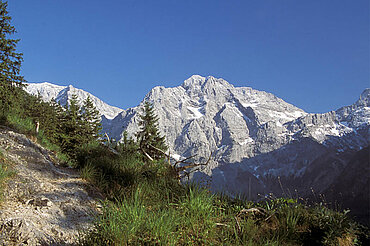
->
{"left": 59, "top": 95, "right": 102, "bottom": 160}
{"left": 47, "top": 98, "right": 64, "bottom": 142}
{"left": 136, "top": 101, "right": 167, "bottom": 161}
{"left": 119, "top": 130, "right": 138, "bottom": 155}
{"left": 60, "top": 94, "right": 83, "bottom": 157}
{"left": 80, "top": 96, "right": 102, "bottom": 141}
{"left": 0, "top": 1, "right": 25, "bottom": 113}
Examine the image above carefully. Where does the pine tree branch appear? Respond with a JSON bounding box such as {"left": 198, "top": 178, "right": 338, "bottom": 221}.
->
{"left": 140, "top": 147, "right": 154, "bottom": 162}
{"left": 147, "top": 143, "right": 212, "bottom": 179}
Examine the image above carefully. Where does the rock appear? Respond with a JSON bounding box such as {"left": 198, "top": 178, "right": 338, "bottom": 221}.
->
{"left": 0, "top": 218, "right": 46, "bottom": 245}
{"left": 26, "top": 197, "right": 52, "bottom": 207}
{"left": 0, "top": 127, "right": 103, "bottom": 245}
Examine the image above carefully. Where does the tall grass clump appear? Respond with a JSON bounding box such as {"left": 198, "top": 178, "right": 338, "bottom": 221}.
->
{"left": 6, "top": 111, "right": 35, "bottom": 134}
{"left": 0, "top": 150, "right": 14, "bottom": 202}
{"left": 81, "top": 189, "right": 180, "bottom": 245}
{"left": 179, "top": 186, "right": 215, "bottom": 238}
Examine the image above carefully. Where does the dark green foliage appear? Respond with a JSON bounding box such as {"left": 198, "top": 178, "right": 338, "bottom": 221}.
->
{"left": 117, "top": 130, "right": 139, "bottom": 157}
{"left": 59, "top": 94, "right": 83, "bottom": 158}
{"left": 80, "top": 96, "right": 102, "bottom": 140}
{"left": 50, "top": 94, "right": 102, "bottom": 162}
{"left": 45, "top": 98, "right": 65, "bottom": 142}
{"left": 1, "top": 91, "right": 102, "bottom": 166}
{"left": 0, "top": 1, "right": 25, "bottom": 114}
{"left": 136, "top": 101, "right": 167, "bottom": 161}
{"left": 21, "top": 91, "right": 63, "bottom": 142}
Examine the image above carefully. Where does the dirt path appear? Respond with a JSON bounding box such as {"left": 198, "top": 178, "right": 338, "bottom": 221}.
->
{"left": 0, "top": 127, "right": 103, "bottom": 245}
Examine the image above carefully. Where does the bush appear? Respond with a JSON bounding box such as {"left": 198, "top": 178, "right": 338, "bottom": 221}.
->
{"left": 6, "top": 112, "right": 35, "bottom": 134}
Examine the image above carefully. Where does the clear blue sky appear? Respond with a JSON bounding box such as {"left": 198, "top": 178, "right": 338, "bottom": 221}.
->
{"left": 8, "top": 0, "right": 369, "bottom": 113}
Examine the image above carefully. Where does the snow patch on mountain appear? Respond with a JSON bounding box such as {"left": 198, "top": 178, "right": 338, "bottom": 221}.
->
{"left": 187, "top": 106, "right": 204, "bottom": 119}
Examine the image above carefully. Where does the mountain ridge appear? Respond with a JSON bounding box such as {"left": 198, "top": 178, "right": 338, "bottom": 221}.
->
{"left": 25, "top": 82, "right": 124, "bottom": 119}
{"left": 24, "top": 76, "right": 369, "bottom": 204}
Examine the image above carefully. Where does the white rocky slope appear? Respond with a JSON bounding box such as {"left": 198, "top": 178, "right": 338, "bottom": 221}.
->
{"left": 25, "top": 82, "right": 124, "bottom": 119}
{"left": 25, "top": 76, "right": 370, "bottom": 200}
{"left": 104, "top": 75, "right": 369, "bottom": 198}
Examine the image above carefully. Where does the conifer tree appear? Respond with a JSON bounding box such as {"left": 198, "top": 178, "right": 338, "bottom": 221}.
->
{"left": 23, "top": 91, "right": 44, "bottom": 121}
{"left": 136, "top": 101, "right": 167, "bottom": 161}
{"left": 60, "top": 94, "right": 83, "bottom": 157}
{"left": 59, "top": 95, "right": 103, "bottom": 159}
{"left": 0, "top": 1, "right": 25, "bottom": 113}
{"left": 80, "top": 96, "right": 102, "bottom": 141}
{"left": 42, "top": 98, "right": 64, "bottom": 142}
{"left": 49, "top": 98, "right": 64, "bottom": 125}
{"left": 119, "top": 130, "right": 138, "bottom": 155}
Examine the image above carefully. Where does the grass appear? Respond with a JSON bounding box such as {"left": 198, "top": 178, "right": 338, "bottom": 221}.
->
{"left": 0, "top": 150, "right": 15, "bottom": 202}
{"left": 82, "top": 189, "right": 180, "bottom": 245}
{"left": 77, "top": 143, "right": 369, "bottom": 246}
{"left": 6, "top": 111, "right": 35, "bottom": 134}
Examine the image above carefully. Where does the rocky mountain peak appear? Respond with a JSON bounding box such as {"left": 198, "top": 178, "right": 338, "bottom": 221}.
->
{"left": 107, "top": 77, "right": 368, "bottom": 199}
{"left": 181, "top": 75, "right": 232, "bottom": 92}
{"left": 67, "top": 84, "right": 75, "bottom": 90}
{"left": 335, "top": 88, "right": 370, "bottom": 129}
{"left": 181, "top": 75, "right": 206, "bottom": 89}
{"left": 357, "top": 88, "right": 370, "bottom": 107}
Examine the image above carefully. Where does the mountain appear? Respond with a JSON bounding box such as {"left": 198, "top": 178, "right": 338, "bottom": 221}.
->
{"left": 25, "top": 76, "right": 370, "bottom": 205}
{"left": 103, "top": 75, "right": 369, "bottom": 203}
{"left": 322, "top": 146, "right": 370, "bottom": 224}
{"left": 25, "top": 82, "right": 124, "bottom": 119}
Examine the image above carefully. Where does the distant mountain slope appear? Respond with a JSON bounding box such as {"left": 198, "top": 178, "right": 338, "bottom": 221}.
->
{"left": 322, "top": 146, "right": 370, "bottom": 225}
{"left": 25, "top": 82, "right": 124, "bottom": 119}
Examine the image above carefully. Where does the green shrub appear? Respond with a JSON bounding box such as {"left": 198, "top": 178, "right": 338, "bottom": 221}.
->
{"left": 302, "top": 205, "right": 358, "bottom": 245}
{"left": 6, "top": 112, "right": 35, "bottom": 134}
{"left": 80, "top": 162, "right": 97, "bottom": 182}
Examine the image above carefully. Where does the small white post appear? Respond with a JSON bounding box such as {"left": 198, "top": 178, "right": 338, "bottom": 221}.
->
{"left": 36, "top": 121, "right": 40, "bottom": 134}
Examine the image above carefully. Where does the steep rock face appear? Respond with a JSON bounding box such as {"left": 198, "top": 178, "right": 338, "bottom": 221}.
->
{"left": 336, "top": 88, "right": 370, "bottom": 141}
{"left": 25, "top": 82, "right": 124, "bottom": 119}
